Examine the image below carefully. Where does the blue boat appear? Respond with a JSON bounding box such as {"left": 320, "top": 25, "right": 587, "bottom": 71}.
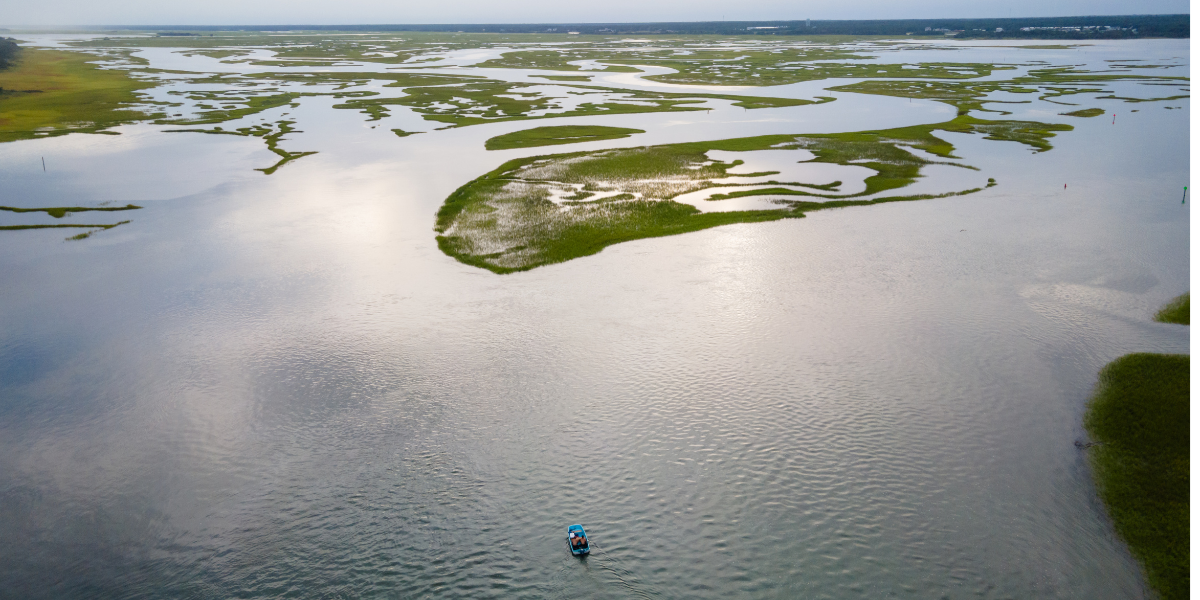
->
{"left": 567, "top": 524, "right": 590, "bottom": 555}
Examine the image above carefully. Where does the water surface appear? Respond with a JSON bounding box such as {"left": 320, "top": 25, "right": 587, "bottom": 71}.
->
{"left": 0, "top": 37, "right": 1189, "bottom": 599}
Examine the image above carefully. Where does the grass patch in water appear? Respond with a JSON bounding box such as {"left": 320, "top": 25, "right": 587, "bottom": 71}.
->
{"left": 0, "top": 204, "right": 141, "bottom": 218}
{"left": 167, "top": 120, "right": 315, "bottom": 174}
{"left": 831, "top": 79, "right": 1039, "bottom": 115}
{"left": 255, "top": 120, "right": 316, "bottom": 174}
{"left": 1154, "top": 293, "right": 1189, "bottom": 325}
{"left": 159, "top": 91, "right": 301, "bottom": 125}
{"left": 473, "top": 47, "right": 1009, "bottom": 87}
{"left": 485, "top": 125, "right": 644, "bottom": 150}
{"left": 0, "top": 47, "right": 155, "bottom": 142}
{"left": 435, "top": 115, "right": 1068, "bottom": 273}
{"left": 632, "top": 58, "right": 1012, "bottom": 87}
{"left": 835, "top": 65, "right": 1186, "bottom": 114}
{"left": 334, "top": 81, "right": 827, "bottom": 128}
{"left": 1096, "top": 94, "right": 1190, "bottom": 103}
{"left": 532, "top": 75, "right": 594, "bottom": 82}
{"left": 0, "top": 220, "right": 131, "bottom": 238}
{"left": 254, "top": 71, "right": 476, "bottom": 90}
{"left": 1015, "top": 44, "right": 1081, "bottom": 49}
{"left": 1060, "top": 107, "right": 1106, "bottom": 117}
{"left": 1084, "top": 352, "right": 1189, "bottom": 600}
{"left": 332, "top": 80, "right": 708, "bottom": 126}
{"left": 476, "top": 50, "right": 640, "bottom": 72}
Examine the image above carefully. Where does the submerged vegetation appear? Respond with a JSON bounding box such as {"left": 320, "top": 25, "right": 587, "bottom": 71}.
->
{"left": 1084, "top": 352, "right": 1189, "bottom": 600}
{"left": 485, "top": 125, "right": 644, "bottom": 150}
{"left": 436, "top": 115, "right": 1068, "bottom": 273}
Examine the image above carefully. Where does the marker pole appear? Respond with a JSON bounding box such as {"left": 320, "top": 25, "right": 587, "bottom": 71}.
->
{"left": 1183, "top": 186, "right": 1188, "bottom": 204}
{"left": 42, "top": 157, "right": 46, "bottom": 172}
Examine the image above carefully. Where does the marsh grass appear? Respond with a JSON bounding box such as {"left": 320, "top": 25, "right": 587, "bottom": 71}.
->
{"left": 1060, "top": 108, "right": 1106, "bottom": 117}
{"left": 254, "top": 120, "right": 316, "bottom": 174}
{"left": 532, "top": 75, "right": 594, "bottom": 82}
{"left": 0, "top": 204, "right": 141, "bottom": 218}
{"left": 476, "top": 47, "right": 1012, "bottom": 87}
{"left": 1084, "top": 353, "right": 1190, "bottom": 600}
{"left": 476, "top": 50, "right": 640, "bottom": 72}
{"left": 834, "top": 66, "right": 1185, "bottom": 114}
{"left": 1097, "top": 94, "right": 1191, "bottom": 103}
{"left": 0, "top": 47, "right": 155, "bottom": 142}
{"left": 160, "top": 91, "right": 300, "bottom": 125}
{"left": 485, "top": 125, "right": 645, "bottom": 150}
{"left": 1154, "top": 293, "right": 1189, "bottom": 325}
{"left": 168, "top": 120, "right": 315, "bottom": 174}
{"left": 259, "top": 72, "right": 473, "bottom": 89}
{"left": 633, "top": 58, "right": 1013, "bottom": 87}
{"left": 335, "top": 81, "right": 709, "bottom": 127}
{"left": 0, "top": 219, "right": 131, "bottom": 238}
{"left": 334, "top": 81, "right": 824, "bottom": 128}
{"left": 436, "top": 115, "right": 1067, "bottom": 273}
{"left": 832, "top": 79, "right": 1037, "bottom": 115}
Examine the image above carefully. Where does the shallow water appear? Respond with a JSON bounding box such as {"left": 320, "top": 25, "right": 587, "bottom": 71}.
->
{"left": 0, "top": 37, "right": 1190, "bottom": 598}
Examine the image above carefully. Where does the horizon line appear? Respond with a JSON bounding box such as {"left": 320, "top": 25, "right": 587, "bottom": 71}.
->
{"left": 1, "top": 14, "right": 1190, "bottom": 30}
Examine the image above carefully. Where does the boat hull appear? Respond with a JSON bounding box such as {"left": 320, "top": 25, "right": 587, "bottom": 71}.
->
{"left": 567, "top": 524, "right": 590, "bottom": 555}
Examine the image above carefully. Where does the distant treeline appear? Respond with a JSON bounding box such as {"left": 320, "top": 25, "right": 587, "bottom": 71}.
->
{"left": 0, "top": 38, "right": 20, "bottom": 71}
{"left": 114, "top": 14, "right": 1189, "bottom": 38}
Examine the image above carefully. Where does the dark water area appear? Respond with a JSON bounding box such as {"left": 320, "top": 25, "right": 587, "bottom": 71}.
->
{"left": 0, "top": 39, "right": 1190, "bottom": 598}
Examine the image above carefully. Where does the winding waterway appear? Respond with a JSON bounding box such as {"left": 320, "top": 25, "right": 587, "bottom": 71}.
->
{"left": 0, "top": 37, "right": 1189, "bottom": 598}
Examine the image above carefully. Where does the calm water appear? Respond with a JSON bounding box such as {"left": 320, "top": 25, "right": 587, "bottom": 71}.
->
{"left": 0, "top": 38, "right": 1189, "bottom": 598}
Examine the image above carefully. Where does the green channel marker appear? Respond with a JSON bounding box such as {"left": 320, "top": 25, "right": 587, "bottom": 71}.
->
{"left": 1183, "top": 187, "right": 1188, "bottom": 204}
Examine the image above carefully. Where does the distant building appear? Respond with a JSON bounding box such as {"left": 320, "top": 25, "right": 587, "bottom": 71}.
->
{"left": 1020, "top": 25, "right": 1131, "bottom": 32}
{"left": 995, "top": 27, "right": 1004, "bottom": 32}
{"left": 925, "top": 27, "right": 932, "bottom": 32}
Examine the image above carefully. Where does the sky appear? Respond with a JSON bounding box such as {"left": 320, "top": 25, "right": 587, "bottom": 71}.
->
{"left": 2, "top": 0, "right": 1190, "bottom": 27}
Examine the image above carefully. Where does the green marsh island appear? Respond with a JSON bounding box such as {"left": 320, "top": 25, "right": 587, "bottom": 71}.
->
{"left": 485, "top": 125, "right": 645, "bottom": 150}
{"left": 1083, "top": 293, "right": 1190, "bottom": 600}
{"left": 437, "top": 116, "right": 1068, "bottom": 273}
